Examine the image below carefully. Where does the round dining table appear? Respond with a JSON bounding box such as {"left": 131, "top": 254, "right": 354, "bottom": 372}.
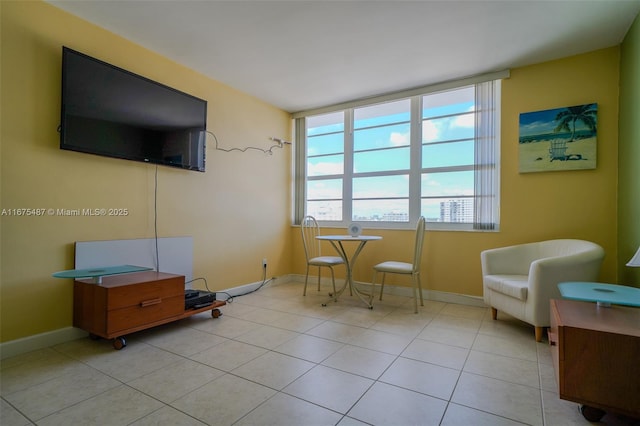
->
{"left": 316, "top": 234, "right": 382, "bottom": 308}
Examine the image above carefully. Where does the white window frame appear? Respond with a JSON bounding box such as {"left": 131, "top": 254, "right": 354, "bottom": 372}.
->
{"left": 293, "top": 71, "right": 507, "bottom": 231}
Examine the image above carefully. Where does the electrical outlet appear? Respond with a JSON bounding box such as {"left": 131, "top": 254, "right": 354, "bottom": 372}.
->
{"left": 262, "top": 258, "right": 267, "bottom": 268}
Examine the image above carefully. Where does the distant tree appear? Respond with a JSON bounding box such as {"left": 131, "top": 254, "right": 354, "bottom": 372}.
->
{"left": 554, "top": 104, "right": 597, "bottom": 141}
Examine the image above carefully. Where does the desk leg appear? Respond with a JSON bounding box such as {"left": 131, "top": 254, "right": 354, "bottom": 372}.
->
{"left": 324, "top": 241, "right": 350, "bottom": 302}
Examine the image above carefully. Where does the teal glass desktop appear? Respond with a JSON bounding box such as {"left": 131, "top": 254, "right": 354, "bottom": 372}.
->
{"left": 558, "top": 282, "right": 640, "bottom": 307}
{"left": 52, "top": 265, "right": 153, "bottom": 284}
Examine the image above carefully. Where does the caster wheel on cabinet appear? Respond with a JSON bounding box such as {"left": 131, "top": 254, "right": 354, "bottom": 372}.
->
{"left": 113, "top": 337, "right": 127, "bottom": 350}
{"left": 211, "top": 309, "right": 222, "bottom": 318}
{"left": 580, "top": 405, "right": 605, "bottom": 422}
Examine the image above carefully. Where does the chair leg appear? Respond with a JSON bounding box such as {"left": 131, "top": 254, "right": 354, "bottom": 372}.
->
{"left": 317, "top": 266, "right": 321, "bottom": 292}
{"left": 303, "top": 265, "right": 310, "bottom": 296}
{"left": 329, "top": 267, "right": 337, "bottom": 302}
{"left": 379, "top": 273, "right": 386, "bottom": 300}
{"left": 370, "top": 270, "right": 378, "bottom": 306}
{"left": 410, "top": 275, "right": 423, "bottom": 314}
{"left": 535, "top": 326, "right": 544, "bottom": 342}
{"left": 491, "top": 307, "right": 497, "bottom": 320}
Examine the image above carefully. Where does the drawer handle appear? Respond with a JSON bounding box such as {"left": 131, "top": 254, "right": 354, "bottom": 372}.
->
{"left": 140, "top": 298, "right": 162, "bottom": 307}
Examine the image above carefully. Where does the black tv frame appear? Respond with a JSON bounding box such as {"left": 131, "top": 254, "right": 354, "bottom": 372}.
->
{"left": 60, "top": 47, "right": 207, "bottom": 172}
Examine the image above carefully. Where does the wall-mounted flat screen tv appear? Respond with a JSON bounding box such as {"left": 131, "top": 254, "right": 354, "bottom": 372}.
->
{"left": 60, "top": 47, "right": 207, "bottom": 172}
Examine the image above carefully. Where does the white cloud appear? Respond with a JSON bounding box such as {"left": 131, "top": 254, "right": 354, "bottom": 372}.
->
{"left": 520, "top": 120, "right": 555, "bottom": 136}
{"left": 308, "top": 162, "right": 342, "bottom": 176}
{"left": 452, "top": 111, "right": 474, "bottom": 128}
{"left": 422, "top": 121, "right": 439, "bottom": 142}
{"left": 423, "top": 177, "right": 441, "bottom": 187}
{"left": 389, "top": 132, "right": 409, "bottom": 146}
{"left": 308, "top": 180, "right": 341, "bottom": 198}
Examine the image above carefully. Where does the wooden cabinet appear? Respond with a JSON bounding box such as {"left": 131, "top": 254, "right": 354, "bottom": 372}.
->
{"left": 74, "top": 271, "right": 224, "bottom": 349}
{"left": 549, "top": 299, "right": 640, "bottom": 421}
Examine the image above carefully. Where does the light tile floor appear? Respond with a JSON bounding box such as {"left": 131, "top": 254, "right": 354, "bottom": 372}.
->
{"left": 1, "top": 281, "right": 638, "bottom": 426}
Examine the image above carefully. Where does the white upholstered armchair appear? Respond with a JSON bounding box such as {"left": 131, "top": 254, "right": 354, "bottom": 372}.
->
{"left": 481, "top": 239, "right": 605, "bottom": 341}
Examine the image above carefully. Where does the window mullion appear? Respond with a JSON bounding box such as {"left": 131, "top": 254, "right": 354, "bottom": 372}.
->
{"left": 409, "top": 96, "right": 422, "bottom": 224}
{"left": 295, "top": 117, "right": 306, "bottom": 224}
{"left": 343, "top": 109, "right": 354, "bottom": 224}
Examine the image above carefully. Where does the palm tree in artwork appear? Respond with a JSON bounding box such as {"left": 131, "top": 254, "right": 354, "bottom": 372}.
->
{"left": 553, "top": 103, "right": 597, "bottom": 142}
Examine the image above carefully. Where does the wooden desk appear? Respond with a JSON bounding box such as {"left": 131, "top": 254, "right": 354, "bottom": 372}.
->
{"left": 549, "top": 299, "right": 640, "bottom": 421}
{"left": 74, "top": 271, "right": 225, "bottom": 349}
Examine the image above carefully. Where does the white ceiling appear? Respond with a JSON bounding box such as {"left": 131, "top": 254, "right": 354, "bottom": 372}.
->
{"left": 48, "top": 0, "right": 640, "bottom": 113}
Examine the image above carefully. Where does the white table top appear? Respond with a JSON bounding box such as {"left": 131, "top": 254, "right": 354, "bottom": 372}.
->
{"left": 316, "top": 235, "right": 382, "bottom": 241}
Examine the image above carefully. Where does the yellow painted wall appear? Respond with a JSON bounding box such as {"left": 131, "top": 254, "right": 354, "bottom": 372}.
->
{"left": 618, "top": 12, "right": 640, "bottom": 287}
{"left": 0, "top": 1, "right": 627, "bottom": 344}
{"left": 1, "top": 1, "right": 291, "bottom": 342}
{"left": 496, "top": 47, "right": 619, "bottom": 280}
{"left": 291, "top": 47, "right": 620, "bottom": 297}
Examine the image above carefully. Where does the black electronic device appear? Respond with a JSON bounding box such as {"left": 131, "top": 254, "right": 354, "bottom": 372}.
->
{"left": 185, "top": 290, "right": 216, "bottom": 310}
{"left": 185, "top": 289, "right": 199, "bottom": 299}
{"left": 60, "top": 47, "right": 207, "bottom": 172}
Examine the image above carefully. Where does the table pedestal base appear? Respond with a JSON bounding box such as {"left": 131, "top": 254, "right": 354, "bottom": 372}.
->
{"left": 316, "top": 236, "right": 381, "bottom": 309}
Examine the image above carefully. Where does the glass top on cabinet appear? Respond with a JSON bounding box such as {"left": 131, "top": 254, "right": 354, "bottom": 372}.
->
{"left": 53, "top": 265, "right": 153, "bottom": 283}
{"left": 558, "top": 282, "right": 640, "bottom": 307}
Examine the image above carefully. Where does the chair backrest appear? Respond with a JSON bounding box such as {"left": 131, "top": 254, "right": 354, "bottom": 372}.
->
{"left": 549, "top": 139, "right": 568, "bottom": 160}
{"left": 412, "top": 216, "right": 426, "bottom": 273}
{"left": 301, "top": 215, "right": 321, "bottom": 262}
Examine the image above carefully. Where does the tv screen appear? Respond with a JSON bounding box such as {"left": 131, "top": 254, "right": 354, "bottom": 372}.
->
{"left": 60, "top": 47, "right": 207, "bottom": 172}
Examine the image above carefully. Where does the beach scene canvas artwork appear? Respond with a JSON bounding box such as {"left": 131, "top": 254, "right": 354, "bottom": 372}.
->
{"left": 519, "top": 103, "right": 597, "bottom": 173}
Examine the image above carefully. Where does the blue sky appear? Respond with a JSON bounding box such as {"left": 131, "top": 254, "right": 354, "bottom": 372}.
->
{"left": 519, "top": 104, "right": 597, "bottom": 137}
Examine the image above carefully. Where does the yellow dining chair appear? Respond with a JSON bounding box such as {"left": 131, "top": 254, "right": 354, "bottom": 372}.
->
{"left": 372, "top": 216, "right": 426, "bottom": 313}
{"left": 301, "top": 215, "right": 345, "bottom": 299}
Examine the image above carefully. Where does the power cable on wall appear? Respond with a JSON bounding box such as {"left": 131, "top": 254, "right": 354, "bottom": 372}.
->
{"left": 154, "top": 164, "right": 160, "bottom": 272}
{"left": 205, "top": 130, "right": 290, "bottom": 155}
{"left": 186, "top": 265, "right": 275, "bottom": 304}
{"left": 152, "top": 130, "right": 286, "bottom": 293}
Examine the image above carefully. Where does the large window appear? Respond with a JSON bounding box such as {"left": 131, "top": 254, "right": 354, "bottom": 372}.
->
{"left": 296, "top": 80, "right": 501, "bottom": 231}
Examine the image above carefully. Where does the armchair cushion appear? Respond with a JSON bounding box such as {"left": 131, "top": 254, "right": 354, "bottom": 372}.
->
{"left": 484, "top": 275, "right": 528, "bottom": 301}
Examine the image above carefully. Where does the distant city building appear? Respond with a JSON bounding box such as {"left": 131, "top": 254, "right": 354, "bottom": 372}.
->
{"left": 440, "top": 199, "right": 473, "bottom": 223}
{"left": 382, "top": 211, "right": 408, "bottom": 222}
{"left": 310, "top": 202, "right": 476, "bottom": 223}
{"left": 312, "top": 205, "right": 341, "bottom": 221}
{"left": 310, "top": 204, "right": 411, "bottom": 222}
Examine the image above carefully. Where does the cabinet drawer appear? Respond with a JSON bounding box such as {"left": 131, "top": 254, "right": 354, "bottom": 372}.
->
{"left": 107, "top": 294, "right": 183, "bottom": 333}
{"left": 107, "top": 276, "right": 183, "bottom": 310}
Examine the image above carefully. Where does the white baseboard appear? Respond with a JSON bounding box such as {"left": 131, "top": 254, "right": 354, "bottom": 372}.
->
{"left": 288, "top": 273, "right": 485, "bottom": 307}
{"left": 0, "top": 278, "right": 278, "bottom": 360}
{"left": 381, "top": 284, "right": 486, "bottom": 307}
{"left": 0, "top": 327, "right": 87, "bottom": 360}
{"left": 1, "top": 274, "right": 483, "bottom": 360}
